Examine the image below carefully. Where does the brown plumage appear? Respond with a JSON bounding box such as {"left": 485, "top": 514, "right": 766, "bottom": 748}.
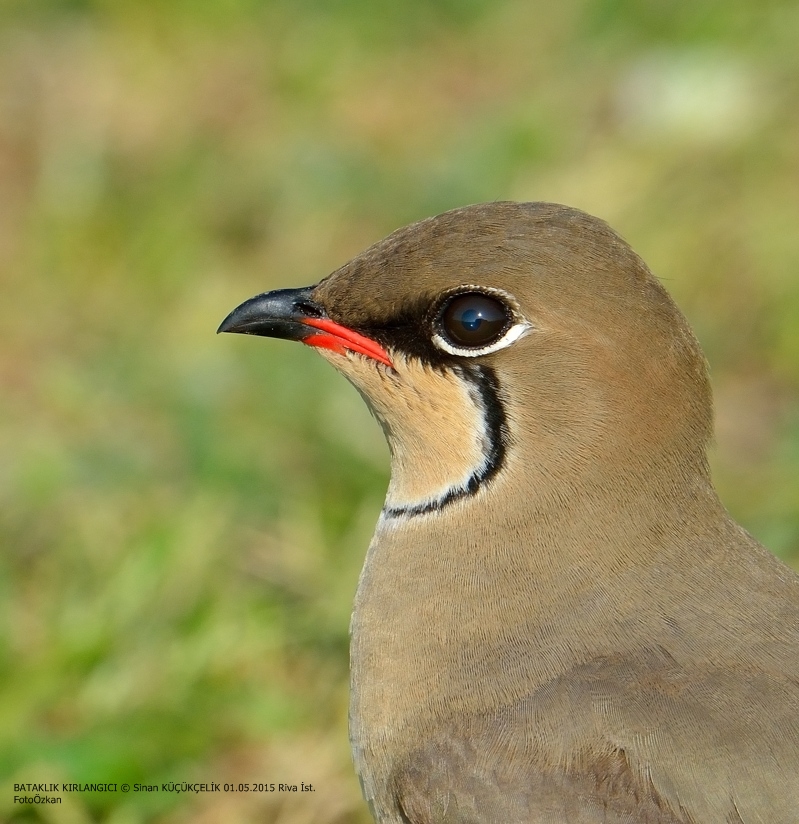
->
{"left": 219, "top": 202, "right": 799, "bottom": 823}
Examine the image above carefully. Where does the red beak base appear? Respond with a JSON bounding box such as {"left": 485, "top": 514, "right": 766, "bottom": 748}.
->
{"left": 303, "top": 317, "right": 393, "bottom": 368}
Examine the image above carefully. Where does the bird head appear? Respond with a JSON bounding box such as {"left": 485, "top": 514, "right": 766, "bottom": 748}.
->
{"left": 219, "top": 202, "right": 713, "bottom": 521}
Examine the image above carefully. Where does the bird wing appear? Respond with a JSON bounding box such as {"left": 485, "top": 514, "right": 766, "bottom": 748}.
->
{"left": 393, "top": 742, "right": 685, "bottom": 823}
{"left": 390, "top": 651, "right": 799, "bottom": 823}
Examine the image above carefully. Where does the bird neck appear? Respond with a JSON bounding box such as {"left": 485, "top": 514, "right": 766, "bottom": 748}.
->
{"left": 349, "top": 469, "right": 728, "bottom": 747}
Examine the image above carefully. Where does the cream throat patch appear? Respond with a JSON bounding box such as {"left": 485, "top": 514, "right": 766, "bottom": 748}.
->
{"left": 316, "top": 349, "right": 509, "bottom": 518}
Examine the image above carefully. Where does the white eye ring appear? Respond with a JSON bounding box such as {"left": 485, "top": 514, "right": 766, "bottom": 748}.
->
{"left": 431, "top": 285, "right": 531, "bottom": 357}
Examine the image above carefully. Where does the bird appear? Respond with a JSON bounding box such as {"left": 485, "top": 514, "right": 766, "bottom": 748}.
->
{"left": 218, "top": 202, "right": 799, "bottom": 823}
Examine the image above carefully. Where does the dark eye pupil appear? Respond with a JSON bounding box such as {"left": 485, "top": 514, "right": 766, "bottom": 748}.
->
{"left": 461, "top": 309, "right": 481, "bottom": 331}
{"left": 440, "top": 293, "right": 510, "bottom": 347}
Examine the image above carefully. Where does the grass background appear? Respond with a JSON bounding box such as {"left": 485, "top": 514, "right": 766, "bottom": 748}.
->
{"left": 1, "top": 1, "right": 798, "bottom": 821}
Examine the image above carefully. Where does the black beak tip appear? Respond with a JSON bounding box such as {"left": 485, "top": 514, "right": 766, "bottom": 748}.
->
{"left": 215, "top": 291, "right": 279, "bottom": 337}
{"left": 216, "top": 312, "right": 237, "bottom": 335}
{"left": 216, "top": 287, "right": 319, "bottom": 340}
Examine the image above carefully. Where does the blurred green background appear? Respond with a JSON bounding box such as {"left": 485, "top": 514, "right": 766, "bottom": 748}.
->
{"left": 1, "top": 1, "right": 797, "bottom": 821}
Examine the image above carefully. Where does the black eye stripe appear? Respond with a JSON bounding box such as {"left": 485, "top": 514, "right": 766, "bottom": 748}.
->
{"left": 437, "top": 292, "right": 512, "bottom": 348}
{"left": 343, "top": 290, "right": 518, "bottom": 365}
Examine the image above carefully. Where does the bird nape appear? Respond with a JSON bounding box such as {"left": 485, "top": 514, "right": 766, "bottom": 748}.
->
{"left": 219, "top": 201, "right": 799, "bottom": 824}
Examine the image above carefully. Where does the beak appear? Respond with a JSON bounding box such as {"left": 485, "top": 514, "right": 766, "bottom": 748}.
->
{"left": 217, "top": 286, "right": 393, "bottom": 368}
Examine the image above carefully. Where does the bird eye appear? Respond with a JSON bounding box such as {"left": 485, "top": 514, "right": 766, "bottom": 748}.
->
{"left": 438, "top": 292, "right": 511, "bottom": 348}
